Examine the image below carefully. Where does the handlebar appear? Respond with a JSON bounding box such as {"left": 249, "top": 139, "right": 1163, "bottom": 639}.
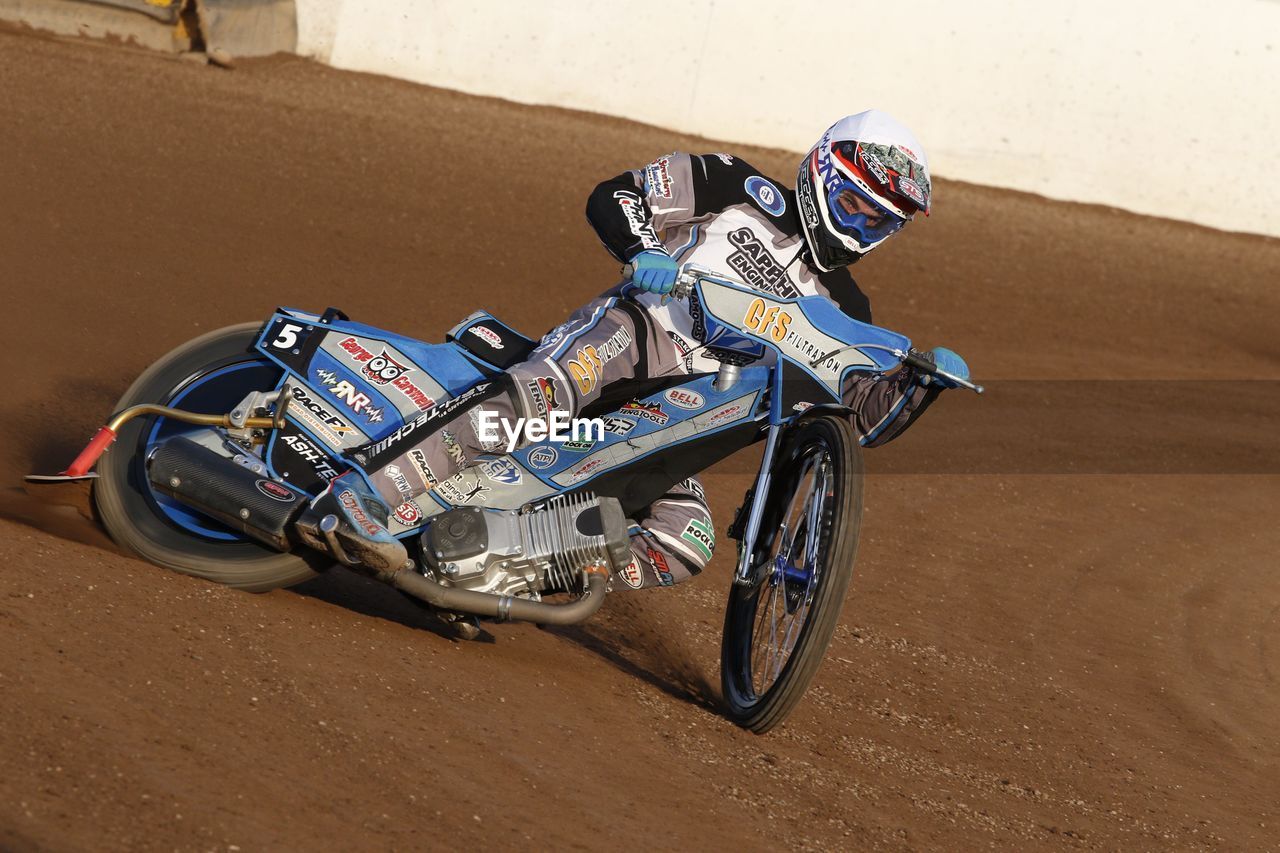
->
{"left": 901, "top": 350, "right": 984, "bottom": 395}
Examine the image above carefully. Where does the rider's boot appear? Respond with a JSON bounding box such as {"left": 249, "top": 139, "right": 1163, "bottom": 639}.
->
{"left": 294, "top": 471, "right": 408, "bottom": 577}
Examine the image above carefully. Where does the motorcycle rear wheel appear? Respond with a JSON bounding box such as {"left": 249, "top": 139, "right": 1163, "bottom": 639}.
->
{"left": 93, "top": 323, "right": 326, "bottom": 592}
{"left": 720, "top": 414, "right": 864, "bottom": 733}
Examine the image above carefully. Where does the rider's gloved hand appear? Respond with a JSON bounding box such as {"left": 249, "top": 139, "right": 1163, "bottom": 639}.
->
{"left": 628, "top": 250, "right": 678, "bottom": 295}
{"left": 919, "top": 346, "right": 970, "bottom": 389}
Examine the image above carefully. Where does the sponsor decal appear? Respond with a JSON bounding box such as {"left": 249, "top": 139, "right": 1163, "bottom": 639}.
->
{"left": 527, "top": 446, "right": 558, "bottom": 469}
{"left": 288, "top": 385, "right": 355, "bottom": 447}
{"left": 679, "top": 478, "right": 706, "bottom": 503}
{"left": 336, "top": 337, "right": 406, "bottom": 386}
{"left": 467, "top": 325, "right": 504, "bottom": 349}
{"left": 336, "top": 336, "right": 434, "bottom": 411}
{"left": 792, "top": 401, "right": 814, "bottom": 414}
{"left": 357, "top": 382, "right": 491, "bottom": 462}
{"left": 279, "top": 433, "right": 339, "bottom": 481}
{"left": 408, "top": 449, "right": 437, "bottom": 487}
{"left": 895, "top": 175, "right": 926, "bottom": 207}
{"left": 781, "top": 329, "right": 846, "bottom": 371}
{"left": 389, "top": 374, "right": 436, "bottom": 412}
{"left": 668, "top": 330, "right": 696, "bottom": 372}
{"left": 469, "top": 407, "right": 505, "bottom": 451}
{"left": 602, "top": 415, "right": 635, "bottom": 436}
{"left": 612, "top": 189, "right": 663, "bottom": 252}
{"left": 619, "top": 399, "right": 668, "bottom": 426}
{"left": 857, "top": 146, "right": 890, "bottom": 186}
{"left": 727, "top": 228, "right": 800, "bottom": 298}
{"left": 663, "top": 388, "right": 705, "bottom": 410}
{"left": 567, "top": 326, "right": 632, "bottom": 396}
{"left": 329, "top": 379, "right": 384, "bottom": 424}
{"left": 643, "top": 155, "right": 674, "bottom": 199}
{"left": 560, "top": 438, "right": 595, "bottom": 452}
{"left": 667, "top": 330, "right": 692, "bottom": 356}
{"left": 384, "top": 464, "right": 414, "bottom": 497}
{"left": 688, "top": 290, "right": 708, "bottom": 343}
{"left": 315, "top": 369, "right": 338, "bottom": 386}
{"left": 680, "top": 518, "right": 715, "bottom": 562}
{"left": 712, "top": 153, "right": 734, "bottom": 166}
{"left": 705, "top": 346, "right": 760, "bottom": 367}
{"left": 393, "top": 500, "right": 422, "bottom": 525}
{"left": 744, "top": 175, "right": 786, "bottom": 216}
{"left": 566, "top": 457, "right": 608, "bottom": 482}
{"left": 816, "top": 130, "right": 842, "bottom": 196}
{"left": 441, "top": 429, "right": 467, "bottom": 468}
{"left": 362, "top": 350, "right": 411, "bottom": 386}
{"left": 338, "top": 489, "right": 382, "bottom": 536}
{"left": 526, "top": 376, "right": 561, "bottom": 417}
{"left": 798, "top": 165, "right": 821, "bottom": 230}
{"left": 743, "top": 297, "right": 794, "bottom": 343}
{"left": 255, "top": 479, "right": 295, "bottom": 502}
{"left": 436, "top": 475, "right": 491, "bottom": 505}
{"left": 538, "top": 319, "right": 577, "bottom": 350}
{"left": 481, "top": 458, "right": 522, "bottom": 485}
{"left": 706, "top": 402, "right": 748, "bottom": 427}
{"left": 647, "top": 548, "right": 674, "bottom": 586}
{"left": 617, "top": 559, "right": 645, "bottom": 589}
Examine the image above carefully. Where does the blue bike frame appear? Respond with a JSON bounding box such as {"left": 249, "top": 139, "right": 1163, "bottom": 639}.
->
{"left": 241, "top": 266, "right": 916, "bottom": 579}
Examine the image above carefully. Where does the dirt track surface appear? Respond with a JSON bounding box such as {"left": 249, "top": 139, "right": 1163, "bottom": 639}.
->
{"left": 2, "top": 31, "right": 1279, "bottom": 851}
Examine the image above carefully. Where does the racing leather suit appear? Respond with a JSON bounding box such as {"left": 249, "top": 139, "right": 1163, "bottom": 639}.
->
{"left": 363, "top": 152, "right": 938, "bottom": 589}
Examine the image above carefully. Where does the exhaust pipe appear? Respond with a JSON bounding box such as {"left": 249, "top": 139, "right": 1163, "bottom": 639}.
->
{"left": 389, "top": 564, "right": 610, "bottom": 626}
{"left": 148, "top": 436, "right": 306, "bottom": 551}
{"left": 149, "top": 435, "right": 610, "bottom": 625}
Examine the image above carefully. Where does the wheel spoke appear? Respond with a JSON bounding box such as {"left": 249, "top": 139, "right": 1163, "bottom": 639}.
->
{"left": 744, "top": 445, "right": 835, "bottom": 696}
{"left": 722, "top": 417, "right": 861, "bottom": 732}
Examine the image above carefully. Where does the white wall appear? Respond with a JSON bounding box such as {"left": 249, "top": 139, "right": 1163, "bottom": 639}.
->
{"left": 295, "top": 0, "right": 1280, "bottom": 238}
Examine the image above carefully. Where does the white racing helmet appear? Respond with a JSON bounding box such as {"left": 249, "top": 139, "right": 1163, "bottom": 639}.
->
{"left": 795, "top": 110, "right": 932, "bottom": 270}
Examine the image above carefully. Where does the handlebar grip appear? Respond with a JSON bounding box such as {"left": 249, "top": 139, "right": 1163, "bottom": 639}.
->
{"left": 902, "top": 351, "right": 937, "bottom": 373}
{"left": 903, "top": 349, "right": 984, "bottom": 394}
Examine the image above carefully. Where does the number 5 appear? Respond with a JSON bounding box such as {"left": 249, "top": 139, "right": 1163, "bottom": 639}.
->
{"left": 272, "top": 323, "right": 303, "bottom": 349}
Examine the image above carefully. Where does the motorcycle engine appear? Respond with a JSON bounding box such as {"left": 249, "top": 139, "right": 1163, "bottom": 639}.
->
{"left": 419, "top": 493, "right": 627, "bottom": 599}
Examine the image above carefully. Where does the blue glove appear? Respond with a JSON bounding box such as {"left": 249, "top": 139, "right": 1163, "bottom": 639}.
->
{"left": 923, "top": 346, "right": 969, "bottom": 389}
{"left": 628, "top": 250, "right": 678, "bottom": 295}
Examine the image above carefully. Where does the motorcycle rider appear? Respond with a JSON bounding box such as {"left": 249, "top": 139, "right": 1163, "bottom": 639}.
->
{"left": 303, "top": 109, "right": 970, "bottom": 588}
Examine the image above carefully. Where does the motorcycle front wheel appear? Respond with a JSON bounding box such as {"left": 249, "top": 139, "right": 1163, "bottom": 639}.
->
{"left": 720, "top": 414, "right": 864, "bottom": 733}
{"left": 93, "top": 323, "right": 326, "bottom": 592}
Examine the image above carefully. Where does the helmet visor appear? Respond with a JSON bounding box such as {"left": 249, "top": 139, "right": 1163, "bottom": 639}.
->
{"left": 826, "top": 180, "right": 906, "bottom": 245}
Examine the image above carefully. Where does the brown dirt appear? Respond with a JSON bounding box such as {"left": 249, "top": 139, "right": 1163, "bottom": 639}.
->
{"left": 2, "top": 30, "right": 1279, "bottom": 852}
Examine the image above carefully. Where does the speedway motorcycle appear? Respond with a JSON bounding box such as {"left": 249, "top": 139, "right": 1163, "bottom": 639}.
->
{"left": 29, "top": 264, "right": 980, "bottom": 732}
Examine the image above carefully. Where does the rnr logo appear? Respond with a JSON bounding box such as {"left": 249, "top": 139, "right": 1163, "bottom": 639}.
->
{"left": 330, "top": 380, "right": 373, "bottom": 414}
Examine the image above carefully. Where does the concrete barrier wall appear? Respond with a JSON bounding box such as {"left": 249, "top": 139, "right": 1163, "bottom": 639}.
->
{"left": 295, "top": 0, "right": 1279, "bottom": 238}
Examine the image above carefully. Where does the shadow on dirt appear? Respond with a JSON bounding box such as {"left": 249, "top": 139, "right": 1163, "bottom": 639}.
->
{"left": 289, "top": 568, "right": 487, "bottom": 643}
{"left": 547, "top": 595, "right": 719, "bottom": 711}
{"left": 0, "top": 485, "right": 122, "bottom": 552}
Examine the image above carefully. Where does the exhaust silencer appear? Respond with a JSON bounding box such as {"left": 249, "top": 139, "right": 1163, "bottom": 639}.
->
{"left": 148, "top": 436, "right": 306, "bottom": 551}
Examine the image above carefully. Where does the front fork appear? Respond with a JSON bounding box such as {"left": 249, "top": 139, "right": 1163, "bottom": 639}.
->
{"left": 732, "top": 422, "right": 782, "bottom": 587}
